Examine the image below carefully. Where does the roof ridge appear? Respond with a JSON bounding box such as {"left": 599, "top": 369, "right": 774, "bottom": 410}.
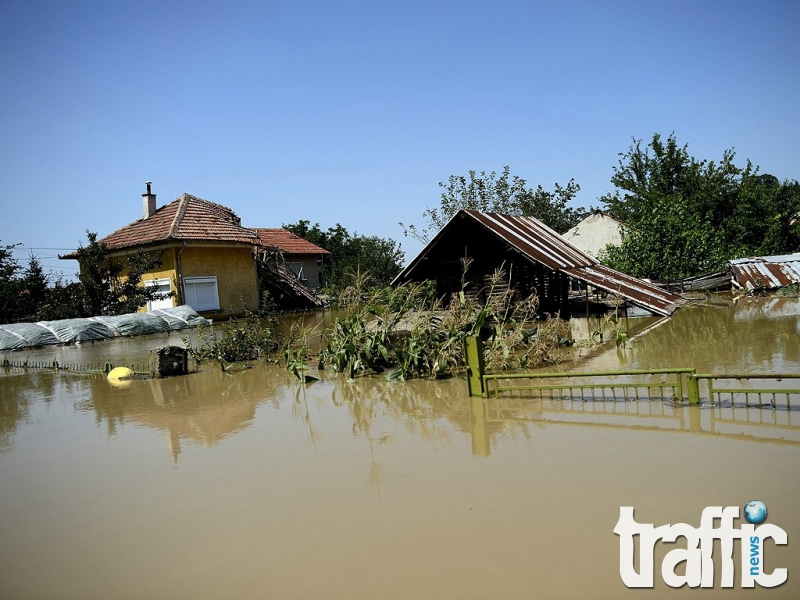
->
{"left": 187, "top": 194, "right": 243, "bottom": 225}
{"left": 168, "top": 194, "right": 190, "bottom": 237}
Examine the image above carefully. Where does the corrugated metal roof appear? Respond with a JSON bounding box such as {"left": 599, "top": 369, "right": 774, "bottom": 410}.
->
{"left": 394, "top": 210, "right": 680, "bottom": 316}
{"left": 729, "top": 253, "right": 800, "bottom": 290}
{"left": 470, "top": 211, "right": 596, "bottom": 270}
{"left": 565, "top": 265, "right": 679, "bottom": 316}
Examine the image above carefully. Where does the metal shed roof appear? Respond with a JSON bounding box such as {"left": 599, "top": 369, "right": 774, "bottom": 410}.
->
{"left": 394, "top": 210, "right": 679, "bottom": 316}
{"left": 729, "top": 253, "right": 800, "bottom": 290}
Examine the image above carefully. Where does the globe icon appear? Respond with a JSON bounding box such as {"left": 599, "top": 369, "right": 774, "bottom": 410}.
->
{"left": 744, "top": 500, "right": 767, "bottom": 524}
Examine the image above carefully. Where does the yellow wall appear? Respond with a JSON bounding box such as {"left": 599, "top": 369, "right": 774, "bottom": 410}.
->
{"left": 107, "top": 244, "right": 258, "bottom": 316}
{"left": 140, "top": 248, "right": 178, "bottom": 309}
{"left": 180, "top": 245, "right": 259, "bottom": 315}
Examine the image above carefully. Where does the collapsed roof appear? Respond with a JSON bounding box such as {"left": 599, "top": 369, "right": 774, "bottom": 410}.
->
{"left": 729, "top": 253, "right": 800, "bottom": 291}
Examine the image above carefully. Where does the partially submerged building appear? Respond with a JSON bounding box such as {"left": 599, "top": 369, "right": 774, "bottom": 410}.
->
{"left": 392, "top": 210, "right": 679, "bottom": 317}
{"left": 61, "top": 184, "right": 327, "bottom": 315}
{"left": 729, "top": 253, "right": 800, "bottom": 291}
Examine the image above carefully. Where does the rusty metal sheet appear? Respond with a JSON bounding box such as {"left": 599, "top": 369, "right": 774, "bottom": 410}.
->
{"left": 729, "top": 253, "right": 800, "bottom": 290}
{"left": 468, "top": 211, "right": 595, "bottom": 270}
{"left": 566, "top": 265, "right": 679, "bottom": 316}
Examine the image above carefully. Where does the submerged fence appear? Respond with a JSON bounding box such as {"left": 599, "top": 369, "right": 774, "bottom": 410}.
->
{"left": 464, "top": 336, "right": 800, "bottom": 407}
{"left": 694, "top": 373, "right": 800, "bottom": 408}
{"left": 1, "top": 356, "right": 148, "bottom": 375}
{"left": 482, "top": 368, "right": 699, "bottom": 402}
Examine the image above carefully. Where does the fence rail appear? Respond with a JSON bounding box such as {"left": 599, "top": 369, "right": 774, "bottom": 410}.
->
{"left": 1, "top": 357, "right": 148, "bottom": 375}
{"left": 464, "top": 336, "right": 799, "bottom": 406}
{"left": 692, "top": 373, "right": 800, "bottom": 409}
{"left": 482, "top": 367, "right": 698, "bottom": 402}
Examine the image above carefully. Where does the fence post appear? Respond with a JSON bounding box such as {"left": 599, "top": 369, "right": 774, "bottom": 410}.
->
{"left": 104, "top": 360, "right": 113, "bottom": 374}
{"left": 687, "top": 374, "right": 700, "bottom": 405}
{"left": 465, "top": 336, "right": 485, "bottom": 397}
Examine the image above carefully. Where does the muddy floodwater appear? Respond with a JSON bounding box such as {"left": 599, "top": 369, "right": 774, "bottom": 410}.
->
{"left": 1, "top": 296, "right": 799, "bottom": 598}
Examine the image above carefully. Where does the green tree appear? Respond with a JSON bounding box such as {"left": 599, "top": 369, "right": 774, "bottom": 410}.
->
{"left": 283, "top": 221, "right": 404, "bottom": 290}
{"left": 0, "top": 234, "right": 169, "bottom": 324}
{"left": 600, "top": 133, "right": 800, "bottom": 279}
{"left": 33, "top": 275, "right": 84, "bottom": 322}
{"left": 345, "top": 235, "right": 405, "bottom": 287}
{"left": 401, "top": 166, "right": 586, "bottom": 243}
{"left": 19, "top": 254, "right": 49, "bottom": 320}
{"left": 0, "top": 242, "right": 23, "bottom": 323}
{"left": 74, "top": 231, "right": 170, "bottom": 316}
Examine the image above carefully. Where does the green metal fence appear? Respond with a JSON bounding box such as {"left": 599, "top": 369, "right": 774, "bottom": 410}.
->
{"left": 692, "top": 373, "right": 800, "bottom": 409}
{"left": 464, "top": 336, "right": 799, "bottom": 406}
{"left": 482, "top": 367, "right": 699, "bottom": 403}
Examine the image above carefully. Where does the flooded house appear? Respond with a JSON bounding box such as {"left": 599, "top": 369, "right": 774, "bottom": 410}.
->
{"left": 60, "top": 183, "right": 328, "bottom": 315}
{"left": 392, "top": 210, "right": 679, "bottom": 317}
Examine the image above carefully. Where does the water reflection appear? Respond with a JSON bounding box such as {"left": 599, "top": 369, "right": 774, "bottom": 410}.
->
{"left": 81, "top": 366, "right": 287, "bottom": 462}
{"left": 622, "top": 297, "right": 800, "bottom": 373}
{"left": 472, "top": 395, "right": 800, "bottom": 455}
{"left": 0, "top": 369, "right": 93, "bottom": 453}
{"left": 2, "top": 360, "right": 800, "bottom": 464}
{"left": 2, "top": 296, "right": 799, "bottom": 461}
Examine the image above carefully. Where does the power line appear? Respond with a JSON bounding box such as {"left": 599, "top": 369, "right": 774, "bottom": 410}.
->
{"left": 9, "top": 246, "right": 76, "bottom": 251}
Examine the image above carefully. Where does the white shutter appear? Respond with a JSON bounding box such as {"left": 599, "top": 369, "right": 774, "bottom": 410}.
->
{"left": 183, "top": 277, "right": 219, "bottom": 311}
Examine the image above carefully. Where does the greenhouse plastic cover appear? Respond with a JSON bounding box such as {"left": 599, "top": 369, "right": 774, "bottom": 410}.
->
{"left": 0, "top": 306, "right": 209, "bottom": 351}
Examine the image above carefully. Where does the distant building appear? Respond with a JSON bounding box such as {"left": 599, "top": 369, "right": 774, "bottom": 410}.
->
{"left": 61, "top": 184, "right": 327, "bottom": 315}
{"left": 561, "top": 210, "right": 625, "bottom": 258}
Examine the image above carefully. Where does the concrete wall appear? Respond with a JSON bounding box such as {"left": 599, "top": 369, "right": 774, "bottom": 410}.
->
{"left": 284, "top": 255, "right": 322, "bottom": 288}
{"left": 561, "top": 212, "right": 623, "bottom": 258}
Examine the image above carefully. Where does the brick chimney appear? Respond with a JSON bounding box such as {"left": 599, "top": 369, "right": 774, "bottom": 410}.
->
{"left": 142, "top": 181, "right": 157, "bottom": 219}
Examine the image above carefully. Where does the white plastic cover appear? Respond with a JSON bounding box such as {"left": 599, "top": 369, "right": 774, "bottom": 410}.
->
{"left": 0, "top": 307, "right": 208, "bottom": 352}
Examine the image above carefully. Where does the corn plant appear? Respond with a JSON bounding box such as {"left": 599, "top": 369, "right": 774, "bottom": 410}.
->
{"left": 318, "top": 263, "right": 572, "bottom": 381}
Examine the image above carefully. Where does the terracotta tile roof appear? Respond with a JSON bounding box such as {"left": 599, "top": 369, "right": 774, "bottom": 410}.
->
{"left": 252, "top": 228, "right": 328, "bottom": 255}
{"left": 60, "top": 193, "right": 328, "bottom": 261}
{"left": 70, "top": 194, "right": 260, "bottom": 255}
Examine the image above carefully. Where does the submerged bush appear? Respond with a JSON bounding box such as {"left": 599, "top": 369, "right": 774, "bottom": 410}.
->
{"left": 314, "top": 264, "right": 572, "bottom": 382}
{"left": 184, "top": 306, "right": 279, "bottom": 364}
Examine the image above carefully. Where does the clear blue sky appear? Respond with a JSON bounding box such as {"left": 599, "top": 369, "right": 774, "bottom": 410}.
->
{"left": 2, "top": 0, "right": 798, "bottom": 276}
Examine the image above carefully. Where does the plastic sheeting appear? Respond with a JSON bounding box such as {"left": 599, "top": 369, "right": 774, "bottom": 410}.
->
{"left": 0, "top": 306, "right": 208, "bottom": 351}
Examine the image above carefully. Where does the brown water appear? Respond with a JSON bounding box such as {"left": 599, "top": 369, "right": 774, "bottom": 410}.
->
{"left": 1, "top": 296, "right": 799, "bottom": 599}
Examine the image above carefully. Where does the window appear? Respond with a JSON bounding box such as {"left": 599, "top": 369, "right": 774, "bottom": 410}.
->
{"left": 183, "top": 276, "right": 220, "bottom": 311}
{"left": 145, "top": 279, "right": 173, "bottom": 311}
{"left": 287, "top": 262, "right": 304, "bottom": 279}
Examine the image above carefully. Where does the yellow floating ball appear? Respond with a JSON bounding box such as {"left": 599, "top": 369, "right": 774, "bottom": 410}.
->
{"left": 107, "top": 366, "right": 134, "bottom": 381}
